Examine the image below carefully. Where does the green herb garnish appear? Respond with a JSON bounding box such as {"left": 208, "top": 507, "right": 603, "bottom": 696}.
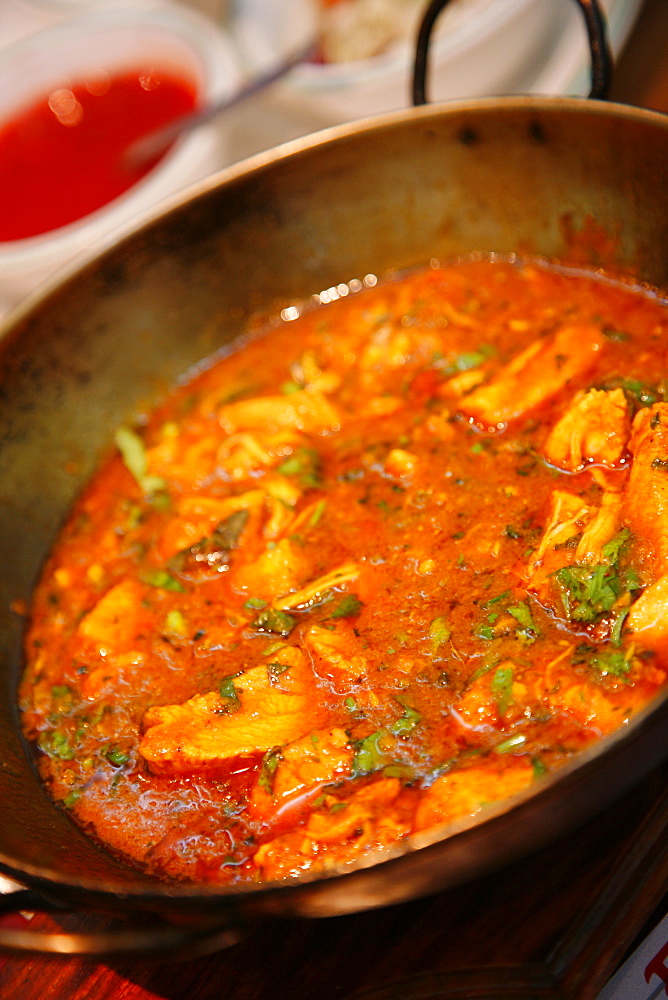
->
{"left": 114, "top": 426, "right": 166, "bottom": 494}
{"left": 277, "top": 447, "right": 322, "bottom": 488}
{"left": 219, "top": 675, "right": 242, "bottom": 712}
{"left": 258, "top": 748, "right": 282, "bottom": 794}
{"left": 253, "top": 607, "right": 297, "bottom": 636}
{"left": 144, "top": 569, "right": 186, "bottom": 593}
{"left": 552, "top": 564, "right": 621, "bottom": 623}
{"left": 491, "top": 665, "right": 514, "bottom": 715}
{"left": 329, "top": 593, "right": 364, "bottom": 620}
{"left": 390, "top": 699, "right": 421, "bottom": 736}
{"left": 352, "top": 731, "right": 390, "bottom": 775}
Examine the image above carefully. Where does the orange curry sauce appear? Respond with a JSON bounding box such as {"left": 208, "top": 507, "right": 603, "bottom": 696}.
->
{"left": 20, "top": 257, "right": 668, "bottom": 883}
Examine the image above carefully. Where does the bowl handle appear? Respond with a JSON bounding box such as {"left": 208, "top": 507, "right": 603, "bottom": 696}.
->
{"left": 0, "top": 881, "right": 240, "bottom": 959}
{"left": 412, "top": 0, "right": 613, "bottom": 106}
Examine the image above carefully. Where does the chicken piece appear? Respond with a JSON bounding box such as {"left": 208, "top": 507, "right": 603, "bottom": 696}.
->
{"left": 460, "top": 322, "right": 606, "bottom": 427}
{"left": 453, "top": 660, "right": 528, "bottom": 733}
{"left": 145, "top": 434, "right": 219, "bottom": 489}
{"left": 216, "top": 431, "right": 304, "bottom": 482}
{"left": 526, "top": 648, "right": 639, "bottom": 736}
{"left": 442, "top": 366, "right": 488, "bottom": 398}
{"left": 77, "top": 579, "right": 150, "bottom": 652}
{"left": 304, "top": 777, "right": 403, "bottom": 843}
{"left": 574, "top": 491, "right": 623, "bottom": 564}
{"left": 303, "top": 621, "right": 369, "bottom": 683}
{"left": 526, "top": 490, "right": 622, "bottom": 609}
{"left": 359, "top": 396, "right": 403, "bottom": 418}
{"left": 544, "top": 388, "right": 630, "bottom": 471}
{"left": 548, "top": 679, "right": 628, "bottom": 736}
{"left": 273, "top": 562, "right": 360, "bottom": 612}
{"left": 625, "top": 403, "right": 668, "bottom": 579}
{"left": 218, "top": 390, "right": 340, "bottom": 436}
{"left": 360, "top": 327, "right": 440, "bottom": 379}
{"left": 413, "top": 758, "right": 534, "bottom": 833}
{"left": 252, "top": 777, "right": 409, "bottom": 879}
{"left": 139, "top": 647, "right": 318, "bottom": 775}
{"left": 233, "top": 538, "right": 309, "bottom": 604}
{"left": 527, "top": 491, "right": 596, "bottom": 584}
{"left": 262, "top": 475, "right": 303, "bottom": 540}
{"left": 627, "top": 572, "right": 668, "bottom": 640}
{"left": 249, "top": 727, "right": 352, "bottom": 821}
{"left": 158, "top": 491, "right": 263, "bottom": 560}
{"left": 80, "top": 650, "right": 145, "bottom": 700}
{"left": 290, "top": 349, "right": 341, "bottom": 395}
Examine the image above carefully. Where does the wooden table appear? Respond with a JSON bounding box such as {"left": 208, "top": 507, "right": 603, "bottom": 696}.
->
{"left": 2, "top": 2, "right": 668, "bottom": 997}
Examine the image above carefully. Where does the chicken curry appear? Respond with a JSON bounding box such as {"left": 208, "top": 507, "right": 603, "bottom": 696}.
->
{"left": 20, "top": 256, "right": 668, "bottom": 883}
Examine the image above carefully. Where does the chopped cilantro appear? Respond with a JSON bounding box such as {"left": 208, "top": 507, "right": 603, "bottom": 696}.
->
{"left": 39, "top": 729, "right": 75, "bottom": 760}
{"left": 253, "top": 607, "right": 297, "bottom": 636}
{"left": 258, "top": 748, "right": 282, "bottom": 794}
{"left": 610, "top": 607, "right": 629, "bottom": 646}
{"left": 602, "top": 327, "right": 630, "bottom": 342}
{"left": 491, "top": 665, "right": 514, "bottom": 715}
{"left": 532, "top": 757, "right": 548, "bottom": 779}
{"left": 308, "top": 499, "right": 327, "bottom": 528}
{"left": 219, "top": 675, "right": 241, "bottom": 712}
{"left": 104, "top": 747, "right": 130, "bottom": 767}
{"left": 382, "top": 764, "right": 415, "bottom": 780}
{"left": 483, "top": 590, "right": 511, "bottom": 608}
{"left": 495, "top": 733, "right": 526, "bottom": 753}
{"left": 552, "top": 564, "right": 621, "bottom": 623}
{"left": 277, "top": 447, "right": 322, "bottom": 488}
{"left": 390, "top": 699, "right": 421, "bottom": 736}
{"left": 51, "top": 684, "right": 72, "bottom": 701}
{"left": 329, "top": 594, "right": 364, "bottom": 620}
{"left": 169, "top": 510, "right": 249, "bottom": 578}
{"left": 63, "top": 788, "right": 82, "bottom": 809}
{"left": 267, "top": 661, "right": 291, "bottom": 684}
{"left": 244, "top": 597, "right": 267, "bottom": 611}
{"left": 144, "top": 569, "right": 185, "bottom": 593}
{"left": 353, "top": 731, "right": 390, "bottom": 775}
{"left": 507, "top": 602, "right": 540, "bottom": 638}
{"left": 476, "top": 624, "right": 496, "bottom": 641}
{"left": 280, "top": 380, "right": 302, "bottom": 395}
{"left": 601, "top": 528, "right": 630, "bottom": 564}
{"left": 114, "top": 426, "right": 166, "bottom": 494}
{"left": 601, "top": 376, "right": 659, "bottom": 409}
{"left": 590, "top": 649, "right": 632, "bottom": 680}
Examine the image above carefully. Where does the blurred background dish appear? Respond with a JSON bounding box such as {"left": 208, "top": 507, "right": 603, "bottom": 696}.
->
{"left": 0, "top": 1, "right": 240, "bottom": 313}
{"left": 233, "top": 0, "right": 565, "bottom": 119}
{"left": 228, "top": 0, "right": 644, "bottom": 146}
{"left": 0, "top": 0, "right": 646, "bottom": 313}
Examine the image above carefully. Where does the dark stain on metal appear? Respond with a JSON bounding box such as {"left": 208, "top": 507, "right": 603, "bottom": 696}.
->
{"left": 458, "top": 127, "right": 478, "bottom": 146}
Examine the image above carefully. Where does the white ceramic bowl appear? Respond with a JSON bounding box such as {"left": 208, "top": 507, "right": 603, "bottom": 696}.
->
{"left": 232, "top": 0, "right": 567, "bottom": 122}
{"left": 0, "top": 3, "right": 240, "bottom": 313}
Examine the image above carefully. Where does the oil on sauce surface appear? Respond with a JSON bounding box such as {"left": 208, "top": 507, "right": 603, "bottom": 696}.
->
{"left": 20, "top": 258, "right": 668, "bottom": 883}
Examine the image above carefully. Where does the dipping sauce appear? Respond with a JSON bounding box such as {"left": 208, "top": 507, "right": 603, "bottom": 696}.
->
{"left": 0, "top": 70, "right": 197, "bottom": 241}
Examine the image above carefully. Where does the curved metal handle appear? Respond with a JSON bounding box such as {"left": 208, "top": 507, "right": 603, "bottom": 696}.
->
{"left": 0, "top": 884, "right": 240, "bottom": 959}
{"left": 413, "top": 0, "right": 613, "bottom": 106}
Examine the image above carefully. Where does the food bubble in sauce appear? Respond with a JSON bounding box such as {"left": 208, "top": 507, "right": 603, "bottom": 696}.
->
{"left": 20, "top": 256, "right": 668, "bottom": 884}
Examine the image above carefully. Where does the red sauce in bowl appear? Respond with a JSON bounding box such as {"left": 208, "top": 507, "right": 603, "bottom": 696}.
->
{"left": 0, "top": 70, "right": 198, "bottom": 242}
